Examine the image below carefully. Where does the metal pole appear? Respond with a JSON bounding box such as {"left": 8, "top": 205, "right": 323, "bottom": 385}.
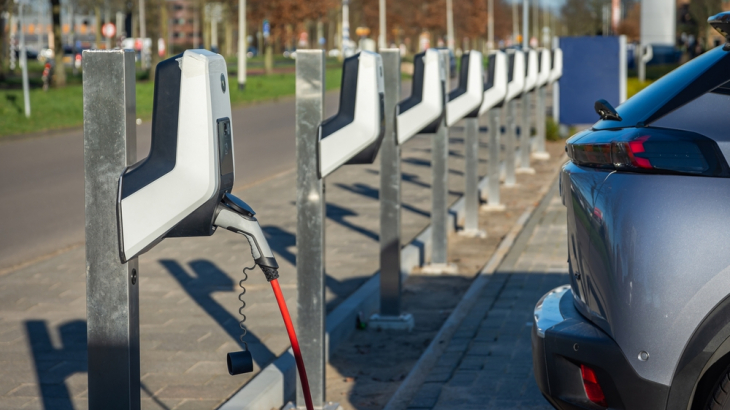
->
{"left": 533, "top": 85, "right": 549, "bottom": 159}
{"left": 504, "top": 99, "right": 517, "bottom": 187}
{"left": 517, "top": 91, "right": 534, "bottom": 173}
{"left": 522, "top": 0, "right": 528, "bottom": 49}
{"left": 487, "top": 0, "right": 494, "bottom": 49}
{"left": 211, "top": 7, "right": 218, "bottom": 51}
{"left": 83, "top": 49, "right": 139, "bottom": 410}
{"left": 483, "top": 108, "right": 505, "bottom": 211}
{"left": 512, "top": 2, "right": 519, "bottom": 46}
{"left": 379, "top": 49, "right": 401, "bottom": 315}
{"left": 237, "top": 0, "right": 246, "bottom": 90}
{"left": 342, "top": 0, "right": 350, "bottom": 56}
{"left": 461, "top": 116, "right": 485, "bottom": 237}
{"left": 446, "top": 0, "right": 454, "bottom": 50}
{"left": 378, "top": 0, "right": 385, "bottom": 49}
{"left": 370, "top": 49, "right": 414, "bottom": 331}
{"left": 138, "top": 0, "right": 146, "bottom": 68}
{"left": 193, "top": 3, "right": 199, "bottom": 48}
{"left": 19, "top": 2, "right": 30, "bottom": 118}
{"left": 295, "top": 50, "right": 326, "bottom": 410}
{"left": 423, "top": 50, "right": 456, "bottom": 274}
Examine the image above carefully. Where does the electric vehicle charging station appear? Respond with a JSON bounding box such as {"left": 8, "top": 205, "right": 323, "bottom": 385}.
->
{"left": 503, "top": 49, "right": 526, "bottom": 188}
{"left": 295, "top": 49, "right": 384, "bottom": 410}
{"left": 532, "top": 48, "right": 552, "bottom": 160}
{"left": 84, "top": 49, "right": 316, "bottom": 410}
{"left": 445, "top": 50, "right": 485, "bottom": 238}
{"left": 371, "top": 48, "right": 444, "bottom": 331}
{"left": 478, "top": 51, "right": 508, "bottom": 212}
{"left": 517, "top": 49, "right": 538, "bottom": 175}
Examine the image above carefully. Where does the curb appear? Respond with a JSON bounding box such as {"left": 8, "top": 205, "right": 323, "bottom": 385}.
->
{"left": 382, "top": 170, "right": 562, "bottom": 410}
{"left": 218, "top": 169, "right": 494, "bottom": 410}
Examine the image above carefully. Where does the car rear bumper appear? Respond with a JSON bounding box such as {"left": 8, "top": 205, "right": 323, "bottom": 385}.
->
{"left": 532, "top": 286, "right": 669, "bottom": 410}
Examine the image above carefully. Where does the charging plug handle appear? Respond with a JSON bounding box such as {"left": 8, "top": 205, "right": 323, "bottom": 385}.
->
{"left": 214, "top": 197, "right": 279, "bottom": 279}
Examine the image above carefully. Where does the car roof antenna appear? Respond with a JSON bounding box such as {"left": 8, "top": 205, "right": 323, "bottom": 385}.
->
{"left": 594, "top": 99, "right": 622, "bottom": 121}
{"left": 709, "top": 12, "right": 730, "bottom": 51}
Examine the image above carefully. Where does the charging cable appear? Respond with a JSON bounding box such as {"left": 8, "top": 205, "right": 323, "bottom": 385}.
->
{"left": 270, "top": 278, "right": 314, "bottom": 410}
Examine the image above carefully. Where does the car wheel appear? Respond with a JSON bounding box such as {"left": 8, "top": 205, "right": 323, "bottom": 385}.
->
{"left": 708, "top": 367, "right": 730, "bottom": 409}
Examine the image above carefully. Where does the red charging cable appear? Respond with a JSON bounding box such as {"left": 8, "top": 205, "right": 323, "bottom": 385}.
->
{"left": 270, "top": 279, "right": 314, "bottom": 410}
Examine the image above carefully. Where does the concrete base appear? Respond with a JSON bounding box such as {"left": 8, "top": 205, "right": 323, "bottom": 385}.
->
{"left": 516, "top": 167, "right": 536, "bottom": 175}
{"left": 532, "top": 151, "right": 550, "bottom": 160}
{"left": 458, "top": 229, "right": 487, "bottom": 239}
{"left": 421, "top": 263, "right": 459, "bottom": 275}
{"left": 481, "top": 203, "right": 506, "bottom": 212}
{"left": 283, "top": 402, "right": 343, "bottom": 410}
{"left": 369, "top": 313, "right": 415, "bottom": 332}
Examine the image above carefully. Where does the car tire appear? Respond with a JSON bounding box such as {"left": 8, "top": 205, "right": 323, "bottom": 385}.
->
{"left": 708, "top": 368, "right": 730, "bottom": 409}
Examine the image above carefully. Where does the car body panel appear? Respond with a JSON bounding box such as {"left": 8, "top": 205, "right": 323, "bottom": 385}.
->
{"left": 561, "top": 161, "right": 730, "bottom": 385}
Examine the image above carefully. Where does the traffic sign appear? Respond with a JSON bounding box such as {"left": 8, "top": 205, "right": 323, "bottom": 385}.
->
{"left": 263, "top": 20, "right": 270, "bottom": 39}
{"left": 102, "top": 23, "right": 116, "bottom": 39}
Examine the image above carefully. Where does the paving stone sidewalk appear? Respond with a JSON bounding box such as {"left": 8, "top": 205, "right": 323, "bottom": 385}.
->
{"left": 405, "top": 184, "right": 568, "bottom": 410}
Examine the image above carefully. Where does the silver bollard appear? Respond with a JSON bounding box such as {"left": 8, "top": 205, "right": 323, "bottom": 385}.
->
{"left": 370, "top": 49, "right": 415, "bottom": 331}
{"left": 504, "top": 98, "right": 517, "bottom": 187}
{"left": 483, "top": 107, "right": 506, "bottom": 211}
{"left": 517, "top": 91, "right": 535, "bottom": 174}
{"left": 295, "top": 50, "right": 327, "bottom": 410}
{"left": 462, "top": 116, "right": 482, "bottom": 236}
{"left": 533, "top": 85, "right": 549, "bottom": 159}
{"left": 83, "top": 49, "right": 141, "bottom": 410}
{"left": 422, "top": 49, "right": 457, "bottom": 274}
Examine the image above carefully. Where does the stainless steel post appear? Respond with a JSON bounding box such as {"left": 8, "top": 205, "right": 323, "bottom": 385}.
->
{"left": 295, "top": 50, "right": 326, "bottom": 410}
{"left": 460, "top": 117, "right": 485, "bottom": 237}
{"left": 19, "top": 1, "right": 30, "bottom": 118}
{"left": 483, "top": 107, "right": 505, "bottom": 211}
{"left": 379, "top": 49, "right": 401, "bottom": 315}
{"left": 237, "top": 0, "right": 246, "bottom": 90}
{"left": 369, "top": 49, "right": 415, "bottom": 331}
{"left": 533, "top": 85, "right": 550, "bottom": 159}
{"left": 83, "top": 49, "right": 140, "bottom": 410}
{"left": 504, "top": 99, "right": 517, "bottom": 187}
{"left": 423, "top": 50, "right": 457, "bottom": 274}
{"left": 517, "top": 92, "right": 534, "bottom": 174}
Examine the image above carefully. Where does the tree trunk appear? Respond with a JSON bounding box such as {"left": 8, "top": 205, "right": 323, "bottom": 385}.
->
{"left": 148, "top": 0, "right": 162, "bottom": 82}
{"left": 0, "top": 4, "right": 9, "bottom": 81}
{"left": 225, "top": 7, "right": 233, "bottom": 57}
{"left": 51, "top": 0, "right": 66, "bottom": 87}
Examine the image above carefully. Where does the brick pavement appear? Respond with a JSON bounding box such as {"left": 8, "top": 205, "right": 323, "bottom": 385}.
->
{"left": 404, "top": 185, "right": 569, "bottom": 410}
{"left": 0, "top": 119, "right": 495, "bottom": 409}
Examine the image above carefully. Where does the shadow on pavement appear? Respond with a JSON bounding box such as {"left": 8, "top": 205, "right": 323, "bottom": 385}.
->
{"left": 160, "top": 259, "right": 277, "bottom": 368}
{"left": 25, "top": 320, "right": 87, "bottom": 410}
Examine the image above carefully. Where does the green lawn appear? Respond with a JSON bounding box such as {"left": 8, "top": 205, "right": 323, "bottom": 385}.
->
{"left": 627, "top": 77, "right": 654, "bottom": 99}
{"left": 0, "top": 66, "right": 343, "bottom": 137}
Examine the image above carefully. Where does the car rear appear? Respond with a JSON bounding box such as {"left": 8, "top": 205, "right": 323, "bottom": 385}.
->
{"left": 533, "top": 45, "right": 730, "bottom": 409}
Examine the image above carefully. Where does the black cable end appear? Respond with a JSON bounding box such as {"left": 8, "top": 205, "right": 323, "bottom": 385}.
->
{"left": 261, "top": 266, "right": 279, "bottom": 282}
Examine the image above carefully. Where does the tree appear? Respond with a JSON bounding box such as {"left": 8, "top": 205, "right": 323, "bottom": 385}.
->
{"left": 561, "top": 0, "right": 601, "bottom": 36}
{"left": 689, "top": 0, "right": 722, "bottom": 45}
{"left": 51, "top": 0, "right": 67, "bottom": 87}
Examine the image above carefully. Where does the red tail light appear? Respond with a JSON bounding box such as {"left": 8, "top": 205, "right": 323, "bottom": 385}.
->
{"left": 566, "top": 128, "right": 730, "bottom": 177}
{"left": 580, "top": 364, "right": 608, "bottom": 407}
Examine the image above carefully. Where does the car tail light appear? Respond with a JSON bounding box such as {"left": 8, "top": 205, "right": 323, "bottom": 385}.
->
{"left": 580, "top": 364, "right": 608, "bottom": 407}
{"left": 566, "top": 128, "right": 730, "bottom": 177}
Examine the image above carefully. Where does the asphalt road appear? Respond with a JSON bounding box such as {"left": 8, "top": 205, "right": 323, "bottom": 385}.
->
{"left": 0, "top": 92, "right": 347, "bottom": 272}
